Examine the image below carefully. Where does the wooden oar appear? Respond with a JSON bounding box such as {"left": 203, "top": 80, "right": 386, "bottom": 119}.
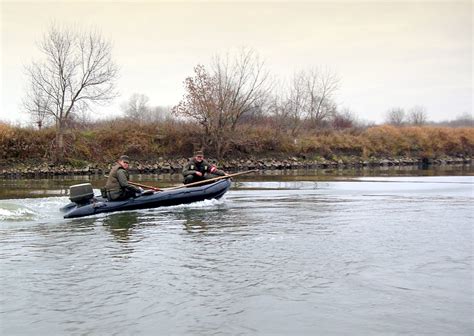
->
{"left": 164, "top": 170, "right": 258, "bottom": 191}
{"left": 127, "top": 181, "right": 162, "bottom": 192}
{"left": 106, "top": 169, "right": 257, "bottom": 193}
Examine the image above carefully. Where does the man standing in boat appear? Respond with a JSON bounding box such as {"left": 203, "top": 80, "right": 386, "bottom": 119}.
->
{"left": 183, "top": 150, "right": 227, "bottom": 185}
{"left": 105, "top": 155, "right": 142, "bottom": 201}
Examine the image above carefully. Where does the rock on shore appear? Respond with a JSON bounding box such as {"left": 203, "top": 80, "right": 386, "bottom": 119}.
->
{"left": 0, "top": 156, "right": 471, "bottom": 178}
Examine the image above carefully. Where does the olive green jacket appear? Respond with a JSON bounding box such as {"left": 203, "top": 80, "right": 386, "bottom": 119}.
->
{"left": 182, "top": 158, "right": 225, "bottom": 178}
{"left": 105, "top": 163, "right": 140, "bottom": 199}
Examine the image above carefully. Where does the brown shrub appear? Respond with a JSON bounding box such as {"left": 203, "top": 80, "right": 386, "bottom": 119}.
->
{"left": 361, "top": 126, "right": 474, "bottom": 158}
{"left": 1, "top": 120, "right": 472, "bottom": 165}
{"left": 230, "top": 124, "right": 296, "bottom": 155}
{"left": 0, "top": 123, "right": 55, "bottom": 161}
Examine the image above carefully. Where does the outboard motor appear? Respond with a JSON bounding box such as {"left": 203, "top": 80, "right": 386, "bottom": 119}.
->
{"left": 69, "top": 183, "right": 94, "bottom": 205}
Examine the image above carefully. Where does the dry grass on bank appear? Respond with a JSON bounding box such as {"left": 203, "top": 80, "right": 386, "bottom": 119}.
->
{"left": 1, "top": 121, "right": 473, "bottom": 165}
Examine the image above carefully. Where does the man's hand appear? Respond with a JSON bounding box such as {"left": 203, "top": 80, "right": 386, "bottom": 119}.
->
{"left": 195, "top": 172, "right": 203, "bottom": 177}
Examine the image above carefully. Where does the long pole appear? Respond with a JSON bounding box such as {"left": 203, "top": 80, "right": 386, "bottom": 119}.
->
{"left": 105, "top": 169, "right": 258, "bottom": 193}
{"left": 164, "top": 170, "right": 258, "bottom": 191}
{"left": 128, "top": 181, "right": 162, "bottom": 191}
{"left": 104, "top": 175, "right": 162, "bottom": 191}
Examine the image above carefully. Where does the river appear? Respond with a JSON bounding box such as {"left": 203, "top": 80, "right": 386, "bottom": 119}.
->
{"left": 0, "top": 167, "right": 473, "bottom": 335}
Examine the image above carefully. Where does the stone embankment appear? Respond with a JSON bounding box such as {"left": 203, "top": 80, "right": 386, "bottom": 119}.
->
{"left": 1, "top": 156, "right": 471, "bottom": 178}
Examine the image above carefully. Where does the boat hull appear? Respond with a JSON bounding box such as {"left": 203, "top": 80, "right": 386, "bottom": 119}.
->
{"left": 61, "top": 179, "right": 231, "bottom": 219}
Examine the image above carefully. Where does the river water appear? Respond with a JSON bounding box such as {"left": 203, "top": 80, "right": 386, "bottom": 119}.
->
{"left": 0, "top": 168, "right": 473, "bottom": 335}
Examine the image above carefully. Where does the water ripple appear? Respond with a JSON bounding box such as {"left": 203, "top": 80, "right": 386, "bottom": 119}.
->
{"left": 0, "top": 177, "right": 472, "bottom": 335}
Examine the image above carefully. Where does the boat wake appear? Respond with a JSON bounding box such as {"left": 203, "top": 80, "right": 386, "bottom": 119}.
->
{"left": 0, "top": 197, "right": 68, "bottom": 223}
{"left": 0, "top": 195, "right": 227, "bottom": 224}
{"left": 167, "top": 197, "right": 225, "bottom": 209}
{"left": 0, "top": 203, "right": 37, "bottom": 222}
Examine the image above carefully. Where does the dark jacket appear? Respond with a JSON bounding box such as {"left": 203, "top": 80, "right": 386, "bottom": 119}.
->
{"left": 105, "top": 163, "right": 140, "bottom": 200}
{"left": 182, "top": 158, "right": 225, "bottom": 183}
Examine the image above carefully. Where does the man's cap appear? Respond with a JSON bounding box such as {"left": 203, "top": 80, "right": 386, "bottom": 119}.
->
{"left": 194, "top": 150, "right": 204, "bottom": 157}
{"left": 119, "top": 155, "right": 130, "bottom": 163}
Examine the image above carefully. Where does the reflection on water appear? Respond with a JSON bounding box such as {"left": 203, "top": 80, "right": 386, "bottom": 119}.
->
{"left": 102, "top": 212, "right": 140, "bottom": 242}
{"left": 180, "top": 211, "right": 210, "bottom": 233}
{"left": 0, "top": 164, "right": 472, "bottom": 199}
{"left": 0, "top": 173, "right": 472, "bottom": 335}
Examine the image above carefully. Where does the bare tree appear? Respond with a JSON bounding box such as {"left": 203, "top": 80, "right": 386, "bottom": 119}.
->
{"left": 407, "top": 105, "right": 428, "bottom": 126}
{"left": 23, "top": 24, "right": 118, "bottom": 161}
{"left": 302, "top": 68, "right": 340, "bottom": 128}
{"left": 450, "top": 112, "right": 473, "bottom": 127}
{"left": 121, "top": 94, "right": 171, "bottom": 123}
{"left": 266, "top": 77, "right": 304, "bottom": 138}
{"left": 268, "top": 68, "right": 340, "bottom": 135}
{"left": 331, "top": 108, "right": 357, "bottom": 130}
{"left": 121, "top": 93, "right": 150, "bottom": 122}
{"left": 173, "top": 48, "right": 270, "bottom": 158}
{"left": 282, "top": 73, "right": 307, "bottom": 136}
{"left": 267, "top": 92, "right": 293, "bottom": 135}
{"left": 385, "top": 107, "right": 405, "bottom": 126}
{"left": 432, "top": 112, "right": 473, "bottom": 127}
{"left": 212, "top": 49, "right": 270, "bottom": 131}
{"left": 149, "top": 106, "right": 172, "bottom": 123}
{"left": 22, "top": 85, "right": 52, "bottom": 129}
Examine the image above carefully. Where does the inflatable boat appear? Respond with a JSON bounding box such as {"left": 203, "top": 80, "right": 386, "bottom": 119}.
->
{"left": 60, "top": 179, "right": 231, "bottom": 219}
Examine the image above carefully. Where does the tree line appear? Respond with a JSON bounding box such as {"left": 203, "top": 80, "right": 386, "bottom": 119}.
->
{"left": 20, "top": 25, "right": 472, "bottom": 163}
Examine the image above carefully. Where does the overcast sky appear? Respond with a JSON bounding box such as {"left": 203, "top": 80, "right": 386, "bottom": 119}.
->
{"left": 1, "top": 0, "right": 472, "bottom": 125}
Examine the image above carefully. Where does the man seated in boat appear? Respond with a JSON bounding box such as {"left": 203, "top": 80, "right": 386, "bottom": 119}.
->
{"left": 105, "top": 155, "right": 142, "bottom": 201}
{"left": 183, "top": 150, "right": 227, "bottom": 185}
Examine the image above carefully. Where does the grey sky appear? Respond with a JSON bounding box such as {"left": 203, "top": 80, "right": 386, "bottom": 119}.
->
{"left": 1, "top": 0, "right": 472, "bottom": 125}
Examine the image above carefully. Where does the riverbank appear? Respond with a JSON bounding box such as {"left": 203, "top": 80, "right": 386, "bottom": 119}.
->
{"left": 1, "top": 155, "right": 471, "bottom": 178}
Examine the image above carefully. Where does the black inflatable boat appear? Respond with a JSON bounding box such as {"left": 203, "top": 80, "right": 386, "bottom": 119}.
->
{"left": 60, "top": 179, "right": 231, "bottom": 219}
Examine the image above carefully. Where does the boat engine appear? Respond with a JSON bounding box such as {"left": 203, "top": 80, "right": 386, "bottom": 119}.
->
{"left": 69, "top": 183, "right": 94, "bottom": 205}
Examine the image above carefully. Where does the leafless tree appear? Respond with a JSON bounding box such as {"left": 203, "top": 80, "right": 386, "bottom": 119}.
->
{"left": 432, "top": 112, "right": 473, "bottom": 127}
{"left": 268, "top": 68, "right": 340, "bottom": 135}
{"left": 212, "top": 49, "right": 270, "bottom": 130}
{"left": 149, "top": 106, "right": 172, "bottom": 122}
{"left": 407, "top": 105, "right": 428, "bottom": 126}
{"left": 22, "top": 85, "right": 52, "bottom": 129}
{"left": 385, "top": 107, "right": 405, "bottom": 126}
{"left": 23, "top": 24, "right": 118, "bottom": 161}
{"left": 331, "top": 108, "right": 357, "bottom": 130}
{"left": 267, "top": 92, "right": 292, "bottom": 135}
{"left": 121, "top": 94, "right": 172, "bottom": 124}
{"left": 121, "top": 93, "right": 150, "bottom": 122}
{"left": 282, "top": 73, "right": 307, "bottom": 136}
{"left": 173, "top": 48, "right": 270, "bottom": 158}
{"left": 266, "top": 77, "right": 304, "bottom": 138}
{"left": 302, "top": 68, "right": 340, "bottom": 128}
{"left": 450, "top": 112, "right": 473, "bottom": 127}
